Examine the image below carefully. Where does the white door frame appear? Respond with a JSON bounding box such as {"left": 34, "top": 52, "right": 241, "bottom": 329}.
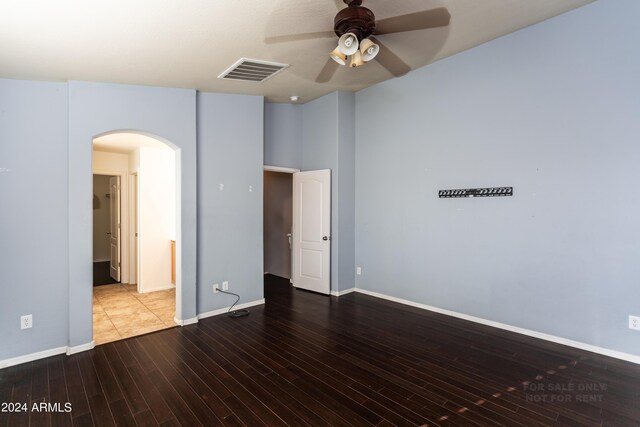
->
{"left": 92, "top": 134, "right": 182, "bottom": 339}
{"left": 94, "top": 169, "right": 129, "bottom": 284}
{"left": 108, "top": 176, "right": 121, "bottom": 282}
{"left": 263, "top": 166, "right": 299, "bottom": 283}
{"left": 264, "top": 165, "right": 300, "bottom": 174}
{"left": 129, "top": 171, "right": 139, "bottom": 287}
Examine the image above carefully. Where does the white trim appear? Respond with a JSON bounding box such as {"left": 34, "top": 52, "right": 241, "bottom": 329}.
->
{"left": 331, "top": 287, "right": 355, "bottom": 297}
{"left": 0, "top": 346, "right": 67, "bottom": 369}
{"left": 354, "top": 288, "right": 640, "bottom": 365}
{"left": 1, "top": 341, "right": 94, "bottom": 369}
{"left": 93, "top": 169, "right": 129, "bottom": 285}
{"left": 263, "top": 165, "right": 300, "bottom": 174}
{"left": 198, "top": 299, "right": 265, "bottom": 320}
{"left": 139, "top": 284, "right": 175, "bottom": 294}
{"left": 174, "top": 316, "right": 199, "bottom": 326}
{"left": 66, "top": 341, "right": 95, "bottom": 355}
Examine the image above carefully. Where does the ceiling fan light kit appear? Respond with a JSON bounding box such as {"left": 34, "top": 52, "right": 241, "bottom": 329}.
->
{"left": 359, "top": 38, "right": 379, "bottom": 62}
{"left": 330, "top": 46, "right": 348, "bottom": 66}
{"left": 338, "top": 32, "right": 359, "bottom": 55}
{"left": 330, "top": 0, "right": 379, "bottom": 67}
{"left": 269, "top": 0, "right": 451, "bottom": 82}
{"left": 331, "top": 35, "right": 378, "bottom": 66}
{"left": 349, "top": 50, "right": 365, "bottom": 68}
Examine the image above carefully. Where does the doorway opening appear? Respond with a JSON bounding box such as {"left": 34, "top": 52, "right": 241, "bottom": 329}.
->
{"left": 92, "top": 132, "right": 178, "bottom": 345}
{"left": 263, "top": 166, "right": 332, "bottom": 296}
{"left": 93, "top": 174, "right": 120, "bottom": 286}
{"left": 263, "top": 167, "right": 296, "bottom": 298}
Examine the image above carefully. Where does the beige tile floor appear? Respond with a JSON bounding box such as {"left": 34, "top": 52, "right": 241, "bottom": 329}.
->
{"left": 93, "top": 283, "right": 176, "bottom": 345}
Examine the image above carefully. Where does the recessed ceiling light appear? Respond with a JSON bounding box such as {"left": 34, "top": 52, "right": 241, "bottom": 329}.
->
{"left": 290, "top": 95, "right": 300, "bottom": 102}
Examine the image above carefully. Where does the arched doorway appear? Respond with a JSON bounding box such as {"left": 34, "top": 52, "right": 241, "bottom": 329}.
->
{"left": 66, "top": 84, "right": 197, "bottom": 354}
{"left": 91, "top": 131, "right": 180, "bottom": 343}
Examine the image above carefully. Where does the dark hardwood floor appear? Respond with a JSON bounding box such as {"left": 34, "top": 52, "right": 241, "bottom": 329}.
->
{"left": 2, "top": 274, "right": 640, "bottom": 426}
{"left": 93, "top": 262, "right": 119, "bottom": 287}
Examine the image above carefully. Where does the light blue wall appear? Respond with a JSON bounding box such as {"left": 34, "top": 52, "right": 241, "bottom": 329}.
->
{"left": 264, "top": 95, "right": 356, "bottom": 292}
{"left": 0, "top": 80, "right": 69, "bottom": 360}
{"left": 264, "top": 103, "right": 302, "bottom": 169}
{"left": 301, "top": 92, "right": 356, "bottom": 292}
{"left": 68, "top": 81, "right": 197, "bottom": 347}
{"left": 337, "top": 92, "right": 356, "bottom": 293}
{"left": 2, "top": 81, "right": 265, "bottom": 363}
{"left": 355, "top": 0, "right": 640, "bottom": 355}
{"left": 197, "top": 93, "right": 264, "bottom": 312}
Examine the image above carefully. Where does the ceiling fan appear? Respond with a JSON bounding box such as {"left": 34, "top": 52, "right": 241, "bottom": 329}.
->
{"left": 266, "top": 0, "right": 451, "bottom": 83}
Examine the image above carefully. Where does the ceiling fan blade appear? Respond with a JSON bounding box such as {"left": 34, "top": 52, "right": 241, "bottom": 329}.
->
{"left": 374, "top": 7, "right": 451, "bottom": 35}
{"left": 265, "top": 31, "right": 336, "bottom": 44}
{"left": 316, "top": 58, "right": 340, "bottom": 83}
{"left": 371, "top": 38, "right": 411, "bottom": 77}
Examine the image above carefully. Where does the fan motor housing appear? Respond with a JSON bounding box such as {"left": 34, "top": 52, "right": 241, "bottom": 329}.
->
{"left": 334, "top": 4, "right": 376, "bottom": 40}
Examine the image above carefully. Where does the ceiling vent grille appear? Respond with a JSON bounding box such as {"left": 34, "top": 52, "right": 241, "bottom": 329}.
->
{"left": 218, "top": 58, "right": 289, "bottom": 83}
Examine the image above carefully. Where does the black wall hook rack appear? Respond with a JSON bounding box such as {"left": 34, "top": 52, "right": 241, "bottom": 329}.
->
{"left": 439, "top": 187, "right": 513, "bottom": 198}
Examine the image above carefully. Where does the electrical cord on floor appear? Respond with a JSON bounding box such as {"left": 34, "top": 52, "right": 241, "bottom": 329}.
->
{"left": 217, "top": 289, "right": 250, "bottom": 318}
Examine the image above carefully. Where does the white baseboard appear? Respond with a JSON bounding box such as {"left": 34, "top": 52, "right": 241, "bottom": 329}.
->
{"left": 198, "top": 299, "right": 265, "bottom": 320}
{"left": 139, "top": 284, "right": 175, "bottom": 294}
{"left": 67, "top": 341, "right": 95, "bottom": 355}
{"left": 0, "top": 346, "right": 67, "bottom": 369}
{"left": 1, "top": 340, "right": 95, "bottom": 369}
{"left": 7, "top": 291, "right": 636, "bottom": 368}
{"left": 174, "top": 316, "right": 199, "bottom": 326}
{"left": 331, "top": 287, "right": 355, "bottom": 297}
{"left": 354, "top": 288, "right": 640, "bottom": 365}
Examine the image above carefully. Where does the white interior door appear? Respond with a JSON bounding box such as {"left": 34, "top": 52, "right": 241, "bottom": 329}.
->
{"left": 109, "top": 176, "right": 121, "bottom": 282}
{"left": 292, "top": 169, "right": 331, "bottom": 294}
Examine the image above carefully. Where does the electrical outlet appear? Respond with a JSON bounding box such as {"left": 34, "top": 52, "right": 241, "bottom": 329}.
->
{"left": 213, "top": 283, "right": 220, "bottom": 294}
{"left": 630, "top": 315, "right": 640, "bottom": 331}
{"left": 222, "top": 281, "right": 229, "bottom": 291}
{"left": 20, "top": 315, "right": 32, "bottom": 330}
{"left": 356, "top": 267, "right": 362, "bottom": 275}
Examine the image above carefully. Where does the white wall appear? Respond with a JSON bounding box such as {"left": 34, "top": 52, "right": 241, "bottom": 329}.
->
{"left": 138, "top": 146, "right": 176, "bottom": 292}
{"left": 92, "top": 175, "right": 111, "bottom": 262}
{"left": 93, "top": 151, "right": 128, "bottom": 172}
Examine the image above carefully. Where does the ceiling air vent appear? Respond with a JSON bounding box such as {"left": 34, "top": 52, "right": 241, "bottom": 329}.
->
{"left": 218, "top": 58, "right": 289, "bottom": 83}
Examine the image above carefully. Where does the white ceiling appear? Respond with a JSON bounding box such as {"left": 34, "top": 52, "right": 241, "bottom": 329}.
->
{"left": 0, "top": 0, "right": 593, "bottom": 104}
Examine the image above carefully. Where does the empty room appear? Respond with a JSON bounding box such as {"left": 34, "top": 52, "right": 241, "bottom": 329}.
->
{"left": 1, "top": 0, "right": 640, "bottom": 426}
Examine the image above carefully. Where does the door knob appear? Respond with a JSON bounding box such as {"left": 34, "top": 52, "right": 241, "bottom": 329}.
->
{"left": 106, "top": 232, "right": 111, "bottom": 235}
{"left": 323, "top": 236, "right": 330, "bottom": 241}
